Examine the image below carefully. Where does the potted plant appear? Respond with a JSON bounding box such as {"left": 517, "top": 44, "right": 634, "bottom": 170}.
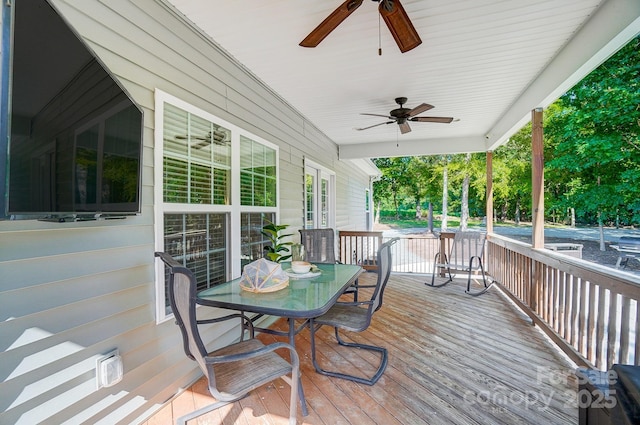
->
{"left": 262, "top": 220, "right": 293, "bottom": 263}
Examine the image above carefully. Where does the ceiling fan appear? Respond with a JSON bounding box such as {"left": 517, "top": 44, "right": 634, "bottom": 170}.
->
{"left": 299, "top": 0, "right": 421, "bottom": 53}
{"left": 175, "top": 128, "right": 230, "bottom": 149}
{"left": 356, "top": 97, "right": 456, "bottom": 134}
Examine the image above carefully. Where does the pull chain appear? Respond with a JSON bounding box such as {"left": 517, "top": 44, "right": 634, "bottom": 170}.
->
{"left": 378, "top": 11, "right": 382, "bottom": 55}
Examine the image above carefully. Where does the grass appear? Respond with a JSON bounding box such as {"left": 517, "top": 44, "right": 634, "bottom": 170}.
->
{"left": 377, "top": 217, "right": 485, "bottom": 229}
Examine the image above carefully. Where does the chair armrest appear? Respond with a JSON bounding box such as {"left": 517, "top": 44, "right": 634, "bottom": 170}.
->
{"left": 197, "top": 312, "right": 255, "bottom": 338}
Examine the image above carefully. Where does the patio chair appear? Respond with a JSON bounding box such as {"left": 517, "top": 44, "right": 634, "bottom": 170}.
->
{"left": 308, "top": 238, "right": 398, "bottom": 385}
{"left": 154, "top": 252, "right": 307, "bottom": 425}
{"left": 427, "top": 231, "right": 493, "bottom": 296}
{"left": 299, "top": 228, "right": 337, "bottom": 263}
{"left": 300, "top": 228, "right": 377, "bottom": 301}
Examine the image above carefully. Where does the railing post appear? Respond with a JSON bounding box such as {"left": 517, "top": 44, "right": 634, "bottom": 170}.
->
{"left": 531, "top": 108, "right": 545, "bottom": 249}
{"left": 439, "top": 232, "right": 454, "bottom": 277}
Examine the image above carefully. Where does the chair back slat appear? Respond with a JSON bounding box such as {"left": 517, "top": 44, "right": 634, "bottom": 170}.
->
{"left": 156, "top": 252, "right": 212, "bottom": 382}
{"left": 299, "top": 229, "right": 337, "bottom": 263}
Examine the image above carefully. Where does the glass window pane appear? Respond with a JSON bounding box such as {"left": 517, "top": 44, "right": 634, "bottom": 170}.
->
{"left": 305, "top": 173, "right": 314, "bottom": 228}
{"left": 163, "top": 157, "right": 188, "bottom": 203}
{"left": 321, "top": 177, "right": 328, "bottom": 227}
{"left": 240, "top": 136, "right": 277, "bottom": 206}
{"left": 163, "top": 105, "right": 230, "bottom": 205}
{"left": 163, "top": 213, "right": 227, "bottom": 313}
{"left": 240, "top": 212, "right": 274, "bottom": 269}
{"left": 163, "top": 103, "right": 188, "bottom": 157}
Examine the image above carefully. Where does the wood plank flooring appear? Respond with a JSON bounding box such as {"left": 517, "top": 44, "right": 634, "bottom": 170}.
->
{"left": 141, "top": 272, "right": 579, "bottom": 425}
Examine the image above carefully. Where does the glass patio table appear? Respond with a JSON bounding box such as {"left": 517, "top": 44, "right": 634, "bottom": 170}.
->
{"left": 197, "top": 263, "right": 364, "bottom": 346}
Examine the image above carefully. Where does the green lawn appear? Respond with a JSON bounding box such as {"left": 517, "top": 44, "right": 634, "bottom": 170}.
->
{"left": 377, "top": 217, "right": 487, "bottom": 229}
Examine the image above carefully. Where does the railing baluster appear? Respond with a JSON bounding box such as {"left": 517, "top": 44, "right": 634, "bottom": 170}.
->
{"left": 587, "top": 282, "right": 597, "bottom": 365}
{"left": 606, "top": 292, "right": 619, "bottom": 369}
{"left": 570, "top": 275, "right": 578, "bottom": 346}
{"left": 620, "top": 295, "right": 631, "bottom": 364}
{"left": 596, "top": 286, "right": 606, "bottom": 370}
{"left": 578, "top": 278, "right": 587, "bottom": 356}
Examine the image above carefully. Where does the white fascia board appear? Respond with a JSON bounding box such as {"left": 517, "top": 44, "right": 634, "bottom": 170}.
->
{"left": 339, "top": 136, "right": 487, "bottom": 159}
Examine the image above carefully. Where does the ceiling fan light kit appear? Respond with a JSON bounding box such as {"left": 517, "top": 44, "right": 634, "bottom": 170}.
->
{"left": 300, "top": 0, "right": 421, "bottom": 54}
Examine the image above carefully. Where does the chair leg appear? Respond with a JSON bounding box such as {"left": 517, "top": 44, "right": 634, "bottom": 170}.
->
{"left": 297, "top": 376, "right": 308, "bottom": 417}
{"left": 465, "top": 256, "right": 494, "bottom": 296}
{"left": 428, "top": 253, "right": 452, "bottom": 287}
{"left": 310, "top": 320, "right": 388, "bottom": 386}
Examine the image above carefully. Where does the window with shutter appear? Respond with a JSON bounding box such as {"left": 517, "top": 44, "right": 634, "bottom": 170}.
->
{"left": 154, "top": 91, "right": 280, "bottom": 320}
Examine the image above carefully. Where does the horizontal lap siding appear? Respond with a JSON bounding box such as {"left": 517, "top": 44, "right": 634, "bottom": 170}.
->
{"left": 0, "top": 0, "right": 371, "bottom": 424}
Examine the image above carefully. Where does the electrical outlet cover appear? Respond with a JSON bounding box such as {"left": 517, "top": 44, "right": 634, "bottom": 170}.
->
{"left": 96, "top": 349, "right": 123, "bottom": 389}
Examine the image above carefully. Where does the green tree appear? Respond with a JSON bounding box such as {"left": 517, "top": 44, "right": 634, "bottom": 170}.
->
{"left": 373, "top": 157, "right": 414, "bottom": 219}
{"left": 545, "top": 35, "right": 640, "bottom": 226}
{"left": 493, "top": 122, "right": 532, "bottom": 223}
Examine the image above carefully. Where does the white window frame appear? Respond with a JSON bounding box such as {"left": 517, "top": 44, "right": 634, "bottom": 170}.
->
{"left": 304, "top": 158, "right": 335, "bottom": 229}
{"left": 153, "top": 89, "right": 279, "bottom": 323}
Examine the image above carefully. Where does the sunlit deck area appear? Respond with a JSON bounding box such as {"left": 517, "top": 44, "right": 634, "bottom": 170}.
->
{"left": 142, "top": 271, "right": 578, "bottom": 425}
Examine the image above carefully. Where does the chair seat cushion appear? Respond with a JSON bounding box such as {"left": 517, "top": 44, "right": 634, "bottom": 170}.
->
{"left": 315, "top": 304, "right": 370, "bottom": 332}
{"left": 210, "top": 339, "right": 292, "bottom": 397}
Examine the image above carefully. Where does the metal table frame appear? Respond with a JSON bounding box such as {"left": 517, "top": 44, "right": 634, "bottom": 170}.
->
{"left": 197, "top": 263, "right": 364, "bottom": 347}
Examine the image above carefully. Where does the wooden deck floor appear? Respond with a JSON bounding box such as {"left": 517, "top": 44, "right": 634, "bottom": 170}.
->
{"left": 141, "top": 272, "right": 579, "bottom": 425}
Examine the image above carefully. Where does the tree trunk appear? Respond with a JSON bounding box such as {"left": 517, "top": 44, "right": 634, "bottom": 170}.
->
{"left": 441, "top": 163, "right": 449, "bottom": 230}
{"left": 569, "top": 207, "right": 575, "bottom": 227}
{"left": 461, "top": 174, "right": 469, "bottom": 230}
{"left": 375, "top": 200, "right": 380, "bottom": 224}
{"left": 460, "top": 153, "right": 471, "bottom": 231}
{"left": 428, "top": 202, "right": 434, "bottom": 233}
{"left": 598, "top": 211, "right": 605, "bottom": 251}
{"left": 393, "top": 191, "right": 399, "bottom": 220}
{"left": 515, "top": 202, "right": 521, "bottom": 225}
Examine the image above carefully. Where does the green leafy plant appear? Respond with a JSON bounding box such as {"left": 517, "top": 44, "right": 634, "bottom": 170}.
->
{"left": 261, "top": 220, "right": 293, "bottom": 263}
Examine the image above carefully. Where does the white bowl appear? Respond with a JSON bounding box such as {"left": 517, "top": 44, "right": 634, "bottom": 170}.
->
{"left": 291, "top": 261, "right": 311, "bottom": 274}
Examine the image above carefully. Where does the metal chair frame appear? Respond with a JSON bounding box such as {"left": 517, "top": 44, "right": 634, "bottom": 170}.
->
{"left": 308, "top": 238, "right": 398, "bottom": 385}
{"left": 155, "top": 252, "right": 307, "bottom": 425}
{"left": 427, "top": 231, "right": 493, "bottom": 296}
{"left": 299, "top": 228, "right": 337, "bottom": 263}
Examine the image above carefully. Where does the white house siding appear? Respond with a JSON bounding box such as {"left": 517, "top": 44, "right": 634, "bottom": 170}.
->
{"left": 0, "top": 1, "right": 373, "bottom": 424}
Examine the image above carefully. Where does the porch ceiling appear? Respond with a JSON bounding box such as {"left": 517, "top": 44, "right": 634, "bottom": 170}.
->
{"left": 166, "top": 0, "right": 640, "bottom": 159}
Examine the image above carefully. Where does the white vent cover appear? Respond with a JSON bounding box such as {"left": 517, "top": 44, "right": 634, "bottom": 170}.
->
{"left": 96, "top": 349, "right": 123, "bottom": 389}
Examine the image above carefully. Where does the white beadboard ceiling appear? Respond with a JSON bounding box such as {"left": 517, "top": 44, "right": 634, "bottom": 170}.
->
{"left": 166, "top": 0, "right": 640, "bottom": 159}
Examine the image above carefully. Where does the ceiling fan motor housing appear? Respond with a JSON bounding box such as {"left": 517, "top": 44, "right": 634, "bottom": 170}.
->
{"left": 391, "top": 97, "right": 410, "bottom": 120}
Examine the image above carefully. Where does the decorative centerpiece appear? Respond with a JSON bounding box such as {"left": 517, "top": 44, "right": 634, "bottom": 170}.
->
{"left": 239, "top": 258, "right": 289, "bottom": 293}
{"left": 291, "top": 261, "right": 312, "bottom": 274}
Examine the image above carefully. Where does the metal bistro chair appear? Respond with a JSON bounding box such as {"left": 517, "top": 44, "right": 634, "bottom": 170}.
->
{"left": 308, "top": 238, "right": 398, "bottom": 385}
{"left": 299, "top": 228, "right": 337, "bottom": 263}
{"left": 155, "top": 252, "right": 307, "bottom": 425}
{"left": 427, "top": 231, "right": 493, "bottom": 296}
{"left": 300, "top": 228, "right": 372, "bottom": 301}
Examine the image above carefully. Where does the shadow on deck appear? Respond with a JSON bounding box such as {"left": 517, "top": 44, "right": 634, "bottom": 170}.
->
{"left": 142, "top": 272, "right": 578, "bottom": 425}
